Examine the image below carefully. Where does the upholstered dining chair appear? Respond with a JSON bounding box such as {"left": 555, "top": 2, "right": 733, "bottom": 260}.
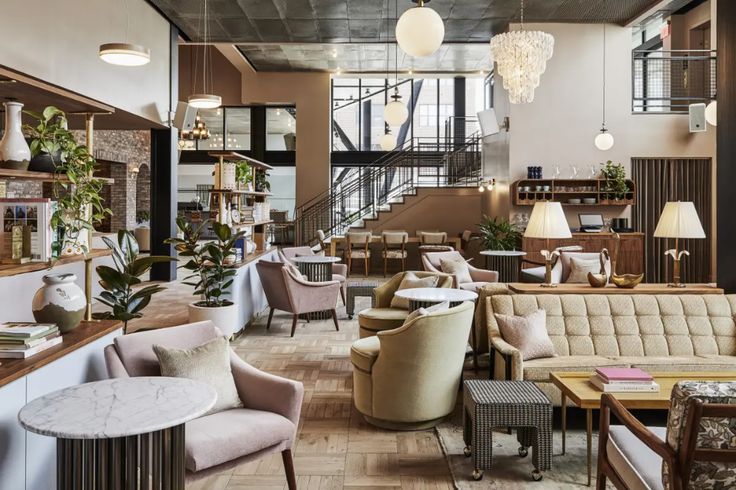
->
{"left": 278, "top": 245, "right": 347, "bottom": 304}
{"left": 421, "top": 250, "right": 498, "bottom": 291}
{"left": 381, "top": 230, "right": 408, "bottom": 277}
{"left": 597, "top": 381, "right": 736, "bottom": 490}
{"left": 418, "top": 231, "right": 454, "bottom": 254}
{"left": 103, "top": 321, "right": 304, "bottom": 489}
{"left": 520, "top": 245, "right": 584, "bottom": 283}
{"left": 347, "top": 231, "right": 373, "bottom": 277}
{"left": 256, "top": 260, "right": 341, "bottom": 337}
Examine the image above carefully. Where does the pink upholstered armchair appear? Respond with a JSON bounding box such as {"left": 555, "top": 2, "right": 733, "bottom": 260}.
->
{"left": 103, "top": 321, "right": 303, "bottom": 488}
{"left": 279, "top": 246, "right": 347, "bottom": 304}
{"left": 421, "top": 250, "right": 498, "bottom": 291}
{"left": 256, "top": 260, "right": 341, "bottom": 337}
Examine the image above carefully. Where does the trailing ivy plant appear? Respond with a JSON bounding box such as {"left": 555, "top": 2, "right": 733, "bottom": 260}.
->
{"left": 600, "top": 160, "right": 628, "bottom": 200}
{"left": 478, "top": 215, "right": 522, "bottom": 251}
{"left": 24, "top": 106, "right": 111, "bottom": 254}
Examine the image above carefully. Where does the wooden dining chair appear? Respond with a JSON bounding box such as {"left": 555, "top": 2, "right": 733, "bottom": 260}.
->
{"left": 381, "top": 231, "right": 408, "bottom": 277}
{"left": 347, "top": 231, "right": 372, "bottom": 277}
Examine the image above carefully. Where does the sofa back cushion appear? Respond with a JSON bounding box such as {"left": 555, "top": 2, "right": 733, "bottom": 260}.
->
{"left": 488, "top": 294, "right": 736, "bottom": 357}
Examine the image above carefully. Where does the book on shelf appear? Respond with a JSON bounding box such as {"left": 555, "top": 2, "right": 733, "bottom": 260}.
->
{"left": 0, "top": 198, "right": 53, "bottom": 263}
{"left": 0, "top": 335, "right": 63, "bottom": 358}
{"left": 0, "top": 322, "right": 58, "bottom": 338}
{"left": 595, "top": 367, "right": 654, "bottom": 383}
{"left": 589, "top": 374, "right": 660, "bottom": 393}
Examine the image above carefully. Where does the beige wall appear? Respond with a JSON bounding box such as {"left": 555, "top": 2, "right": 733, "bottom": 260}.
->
{"left": 179, "top": 46, "right": 242, "bottom": 106}
{"left": 1, "top": 0, "right": 171, "bottom": 125}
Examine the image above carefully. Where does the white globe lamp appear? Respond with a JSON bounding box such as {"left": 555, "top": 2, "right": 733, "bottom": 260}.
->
{"left": 705, "top": 100, "right": 717, "bottom": 126}
{"left": 380, "top": 132, "right": 397, "bottom": 151}
{"left": 384, "top": 89, "right": 409, "bottom": 126}
{"left": 396, "top": 0, "right": 445, "bottom": 58}
{"left": 594, "top": 129, "right": 614, "bottom": 151}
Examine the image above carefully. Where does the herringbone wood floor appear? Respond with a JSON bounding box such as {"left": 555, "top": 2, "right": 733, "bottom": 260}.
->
{"left": 127, "top": 278, "right": 455, "bottom": 490}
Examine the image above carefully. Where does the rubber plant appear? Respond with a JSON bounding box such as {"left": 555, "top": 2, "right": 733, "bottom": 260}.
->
{"left": 24, "top": 106, "right": 111, "bottom": 255}
{"left": 255, "top": 170, "right": 271, "bottom": 193}
{"left": 166, "top": 217, "right": 246, "bottom": 307}
{"left": 93, "top": 230, "right": 176, "bottom": 333}
{"left": 478, "top": 215, "right": 522, "bottom": 251}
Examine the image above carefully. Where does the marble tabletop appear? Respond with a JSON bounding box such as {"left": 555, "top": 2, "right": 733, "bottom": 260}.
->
{"left": 479, "top": 250, "right": 527, "bottom": 257}
{"left": 292, "top": 255, "right": 341, "bottom": 264}
{"left": 18, "top": 377, "right": 217, "bottom": 439}
{"left": 394, "top": 287, "right": 478, "bottom": 303}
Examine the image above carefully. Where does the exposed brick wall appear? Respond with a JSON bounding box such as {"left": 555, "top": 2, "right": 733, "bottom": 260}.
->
{"left": 6, "top": 181, "right": 42, "bottom": 198}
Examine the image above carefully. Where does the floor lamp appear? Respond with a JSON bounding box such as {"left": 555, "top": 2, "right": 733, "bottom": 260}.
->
{"left": 653, "top": 201, "right": 706, "bottom": 287}
{"left": 524, "top": 202, "right": 572, "bottom": 287}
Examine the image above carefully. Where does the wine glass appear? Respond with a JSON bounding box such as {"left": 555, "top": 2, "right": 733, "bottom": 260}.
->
{"left": 569, "top": 164, "right": 578, "bottom": 179}
{"left": 588, "top": 164, "right": 598, "bottom": 180}
{"left": 553, "top": 164, "right": 561, "bottom": 180}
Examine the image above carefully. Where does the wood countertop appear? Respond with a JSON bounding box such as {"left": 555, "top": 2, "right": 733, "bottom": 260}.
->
{"left": 508, "top": 283, "right": 724, "bottom": 294}
{"left": 0, "top": 249, "right": 112, "bottom": 279}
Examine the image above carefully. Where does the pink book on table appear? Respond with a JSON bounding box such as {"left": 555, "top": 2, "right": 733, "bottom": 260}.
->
{"left": 596, "top": 367, "right": 653, "bottom": 382}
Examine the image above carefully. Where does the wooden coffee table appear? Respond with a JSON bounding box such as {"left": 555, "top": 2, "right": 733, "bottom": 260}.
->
{"left": 550, "top": 371, "right": 736, "bottom": 486}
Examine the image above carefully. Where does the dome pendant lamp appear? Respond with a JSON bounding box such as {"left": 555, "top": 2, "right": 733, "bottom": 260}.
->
{"left": 188, "top": 0, "right": 222, "bottom": 109}
{"left": 594, "top": 22, "right": 614, "bottom": 151}
{"left": 99, "top": 0, "right": 150, "bottom": 66}
{"left": 396, "top": 0, "right": 445, "bottom": 58}
{"left": 384, "top": 0, "right": 408, "bottom": 128}
{"left": 380, "top": 129, "right": 397, "bottom": 151}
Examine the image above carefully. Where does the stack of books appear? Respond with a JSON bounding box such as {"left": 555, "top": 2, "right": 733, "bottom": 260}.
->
{"left": 589, "top": 367, "right": 660, "bottom": 393}
{"left": 0, "top": 323, "right": 62, "bottom": 359}
{"left": 240, "top": 206, "right": 255, "bottom": 224}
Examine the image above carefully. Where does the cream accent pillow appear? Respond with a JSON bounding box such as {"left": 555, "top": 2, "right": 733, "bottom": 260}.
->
{"left": 403, "top": 301, "right": 450, "bottom": 324}
{"left": 390, "top": 272, "right": 439, "bottom": 310}
{"left": 566, "top": 257, "right": 602, "bottom": 283}
{"left": 494, "top": 309, "right": 556, "bottom": 361}
{"left": 153, "top": 336, "right": 242, "bottom": 415}
{"left": 440, "top": 258, "right": 473, "bottom": 284}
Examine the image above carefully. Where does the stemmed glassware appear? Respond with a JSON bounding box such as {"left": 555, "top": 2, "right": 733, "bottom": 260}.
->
{"left": 568, "top": 164, "right": 578, "bottom": 179}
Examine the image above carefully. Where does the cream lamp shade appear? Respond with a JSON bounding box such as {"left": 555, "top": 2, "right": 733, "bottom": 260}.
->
{"left": 524, "top": 202, "right": 572, "bottom": 239}
{"left": 653, "top": 201, "right": 706, "bottom": 239}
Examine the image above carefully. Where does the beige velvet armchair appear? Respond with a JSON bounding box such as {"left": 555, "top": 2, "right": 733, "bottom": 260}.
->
{"left": 421, "top": 250, "right": 498, "bottom": 291}
{"left": 357, "top": 270, "right": 453, "bottom": 338}
{"left": 351, "top": 301, "right": 475, "bottom": 430}
{"left": 104, "top": 321, "right": 304, "bottom": 488}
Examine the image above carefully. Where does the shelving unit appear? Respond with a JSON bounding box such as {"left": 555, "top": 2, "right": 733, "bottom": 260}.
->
{"left": 0, "top": 249, "right": 111, "bottom": 278}
{"left": 0, "top": 168, "right": 114, "bottom": 185}
{"left": 512, "top": 178, "right": 636, "bottom": 206}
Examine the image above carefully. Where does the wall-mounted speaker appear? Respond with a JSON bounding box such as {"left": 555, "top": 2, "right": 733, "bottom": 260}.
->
{"left": 477, "top": 109, "right": 500, "bottom": 137}
{"left": 689, "top": 103, "right": 707, "bottom": 133}
{"left": 173, "top": 101, "right": 196, "bottom": 132}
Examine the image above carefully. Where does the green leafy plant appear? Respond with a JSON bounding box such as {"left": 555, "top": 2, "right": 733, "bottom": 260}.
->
{"left": 166, "top": 217, "right": 246, "bottom": 307}
{"left": 478, "top": 215, "right": 522, "bottom": 251}
{"left": 24, "top": 106, "right": 111, "bottom": 254}
{"left": 235, "top": 160, "right": 253, "bottom": 188}
{"left": 93, "top": 230, "right": 176, "bottom": 333}
{"left": 136, "top": 210, "right": 150, "bottom": 225}
{"left": 255, "top": 170, "right": 271, "bottom": 193}
{"left": 600, "top": 160, "right": 628, "bottom": 200}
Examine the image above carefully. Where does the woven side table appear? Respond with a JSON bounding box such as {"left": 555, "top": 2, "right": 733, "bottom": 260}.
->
{"left": 346, "top": 280, "right": 378, "bottom": 319}
{"left": 463, "top": 380, "right": 552, "bottom": 482}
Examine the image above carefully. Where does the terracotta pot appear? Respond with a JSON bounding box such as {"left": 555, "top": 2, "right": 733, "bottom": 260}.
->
{"left": 32, "top": 273, "right": 86, "bottom": 332}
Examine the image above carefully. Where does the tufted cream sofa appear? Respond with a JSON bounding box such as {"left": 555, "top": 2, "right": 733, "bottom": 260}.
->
{"left": 486, "top": 293, "right": 736, "bottom": 405}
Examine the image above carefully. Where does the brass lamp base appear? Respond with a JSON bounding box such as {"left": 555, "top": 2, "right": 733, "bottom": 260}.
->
{"left": 540, "top": 282, "right": 558, "bottom": 288}
{"left": 538, "top": 253, "right": 559, "bottom": 288}
{"left": 667, "top": 282, "right": 686, "bottom": 288}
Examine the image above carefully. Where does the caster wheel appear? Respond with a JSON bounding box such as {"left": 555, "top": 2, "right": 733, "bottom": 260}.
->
{"left": 532, "top": 470, "right": 543, "bottom": 481}
{"left": 472, "top": 470, "right": 483, "bottom": 481}
{"left": 518, "top": 446, "right": 529, "bottom": 458}
{"left": 463, "top": 446, "right": 472, "bottom": 457}
{"left": 348, "top": 315, "right": 353, "bottom": 319}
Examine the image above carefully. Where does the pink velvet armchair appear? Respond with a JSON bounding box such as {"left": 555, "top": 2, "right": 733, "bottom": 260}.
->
{"left": 256, "top": 260, "right": 341, "bottom": 337}
{"left": 104, "top": 321, "right": 304, "bottom": 488}
{"left": 421, "top": 250, "right": 498, "bottom": 291}
{"left": 279, "top": 246, "right": 347, "bottom": 304}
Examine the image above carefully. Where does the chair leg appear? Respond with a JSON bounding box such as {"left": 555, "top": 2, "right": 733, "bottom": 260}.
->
{"left": 364, "top": 257, "right": 369, "bottom": 277}
{"left": 340, "top": 287, "right": 346, "bottom": 306}
{"left": 331, "top": 309, "right": 340, "bottom": 331}
{"left": 282, "top": 449, "right": 297, "bottom": 490}
{"left": 266, "top": 308, "right": 274, "bottom": 330}
{"left": 290, "top": 314, "right": 298, "bottom": 337}
{"left": 383, "top": 258, "right": 387, "bottom": 277}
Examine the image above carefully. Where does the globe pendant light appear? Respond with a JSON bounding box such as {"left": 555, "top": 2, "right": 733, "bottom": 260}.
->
{"left": 594, "top": 22, "right": 614, "bottom": 151}
{"left": 99, "top": 0, "right": 150, "bottom": 66}
{"left": 384, "top": 0, "right": 408, "bottom": 127}
{"left": 396, "top": 0, "right": 444, "bottom": 58}
{"left": 188, "top": 0, "right": 221, "bottom": 109}
{"left": 380, "top": 130, "right": 397, "bottom": 151}
{"left": 705, "top": 100, "right": 717, "bottom": 126}
{"left": 490, "top": 0, "right": 553, "bottom": 104}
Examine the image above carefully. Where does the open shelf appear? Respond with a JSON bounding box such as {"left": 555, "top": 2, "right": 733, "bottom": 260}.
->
{"left": 0, "top": 168, "right": 114, "bottom": 185}
{"left": 0, "top": 249, "right": 112, "bottom": 278}
{"left": 207, "top": 152, "right": 273, "bottom": 170}
{"left": 512, "top": 178, "right": 636, "bottom": 206}
{"left": 210, "top": 189, "right": 272, "bottom": 197}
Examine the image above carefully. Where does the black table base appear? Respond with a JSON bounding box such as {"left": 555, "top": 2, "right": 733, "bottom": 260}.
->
{"left": 485, "top": 255, "right": 523, "bottom": 283}
{"left": 297, "top": 261, "right": 334, "bottom": 320}
{"left": 56, "top": 424, "right": 185, "bottom": 490}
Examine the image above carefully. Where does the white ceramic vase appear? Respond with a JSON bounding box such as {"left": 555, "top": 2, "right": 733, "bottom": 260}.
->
{"left": 32, "top": 273, "right": 86, "bottom": 332}
{"left": 0, "top": 101, "right": 31, "bottom": 170}
{"left": 188, "top": 302, "right": 239, "bottom": 338}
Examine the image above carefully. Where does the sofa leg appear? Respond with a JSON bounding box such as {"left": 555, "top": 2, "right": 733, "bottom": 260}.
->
{"left": 267, "top": 308, "right": 274, "bottom": 330}
{"left": 282, "top": 449, "right": 297, "bottom": 490}
{"left": 331, "top": 309, "right": 340, "bottom": 332}
{"left": 290, "top": 314, "right": 298, "bottom": 337}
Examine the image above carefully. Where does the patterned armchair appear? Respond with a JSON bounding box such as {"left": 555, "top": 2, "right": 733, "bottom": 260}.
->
{"left": 597, "top": 381, "right": 736, "bottom": 490}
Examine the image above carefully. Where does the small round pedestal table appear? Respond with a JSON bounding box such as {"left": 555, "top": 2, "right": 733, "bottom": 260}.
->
{"left": 19, "top": 377, "right": 216, "bottom": 490}
{"left": 480, "top": 250, "right": 527, "bottom": 282}
{"left": 292, "top": 255, "right": 342, "bottom": 319}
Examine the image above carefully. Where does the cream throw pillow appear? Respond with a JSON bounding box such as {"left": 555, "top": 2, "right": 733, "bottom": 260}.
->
{"left": 440, "top": 258, "right": 473, "bottom": 284}
{"left": 494, "top": 309, "right": 556, "bottom": 361}
{"left": 390, "top": 272, "right": 439, "bottom": 310}
{"left": 403, "top": 301, "right": 450, "bottom": 324}
{"left": 153, "top": 336, "right": 243, "bottom": 415}
{"left": 566, "top": 257, "right": 601, "bottom": 283}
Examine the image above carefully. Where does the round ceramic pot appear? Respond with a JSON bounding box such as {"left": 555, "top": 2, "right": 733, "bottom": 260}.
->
{"left": 32, "top": 273, "right": 86, "bottom": 333}
{"left": 28, "top": 150, "right": 62, "bottom": 173}
{"left": 188, "top": 302, "right": 239, "bottom": 338}
{"left": 0, "top": 101, "right": 31, "bottom": 170}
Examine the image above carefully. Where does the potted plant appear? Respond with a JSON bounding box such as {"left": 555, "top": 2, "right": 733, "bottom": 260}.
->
{"left": 478, "top": 215, "right": 522, "bottom": 250}
{"left": 93, "top": 230, "right": 175, "bottom": 334}
{"left": 600, "top": 160, "right": 628, "bottom": 202}
{"left": 235, "top": 160, "right": 253, "bottom": 191}
{"left": 166, "top": 217, "right": 246, "bottom": 337}
{"left": 24, "top": 106, "right": 111, "bottom": 256}
{"left": 134, "top": 210, "right": 151, "bottom": 252}
{"left": 255, "top": 170, "right": 271, "bottom": 193}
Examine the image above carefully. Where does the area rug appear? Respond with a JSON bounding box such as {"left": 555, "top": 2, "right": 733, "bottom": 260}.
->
{"left": 436, "top": 408, "right": 610, "bottom": 489}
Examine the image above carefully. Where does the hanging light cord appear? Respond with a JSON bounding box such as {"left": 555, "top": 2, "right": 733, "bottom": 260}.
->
{"left": 602, "top": 22, "right": 606, "bottom": 129}
{"left": 385, "top": 0, "right": 389, "bottom": 82}
{"left": 203, "top": 0, "right": 210, "bottom": 94}
{"left": 394, "top": 0, "right": 399, "bottom": 85}
{"left": 520, "top": 0, "right": 524, "bottom": 30}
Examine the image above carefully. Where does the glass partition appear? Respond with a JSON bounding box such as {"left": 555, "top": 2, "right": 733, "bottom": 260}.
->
{"left": 225, "top": 108, "right": 251, "bottom": 150}
{"left": 266, "top": 108, "right": 297, "bottom": 151}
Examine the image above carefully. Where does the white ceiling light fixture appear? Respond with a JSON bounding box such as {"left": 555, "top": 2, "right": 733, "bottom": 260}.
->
{"left": 705, "top": 99, "right": 717, "bottom": 126}
{"left": 384, "top": 0, "right": 408, "bottom": 127}
{"left": 188, "top": 0, "right": 222, "bottom": 109}
{"left": 396, "top": 0, "right": 444, "bottom": 58}
{"left": 380, "top": 130, "right": 397, "bottom": 151}
{"left": 594, "top": 21, "right": 614, "bottom": 151}
{"left": 99, "top": 0, "right": 150, "bottom": 66}
{"left": 489, "top": 0, "right": 554, "bottom": 104}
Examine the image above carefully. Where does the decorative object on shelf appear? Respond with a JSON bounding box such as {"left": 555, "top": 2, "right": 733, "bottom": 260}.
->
{"left": 234, "top": 160, "right": 253, "bottom": 190}
{"left": 478, "top": 215, "right": 522, "bottom": 251}
{"left": 594, "top": 23, "right": 614, "bottom": 151}
{"left": 396, "top": 0, "right": 444, "bottom": 58}
{"left": 220, "top": 162, "right": 236, "bottom": 190}
{"left": 600, "top": 160, "right": 628, "bottom": 201}
{"left": 380, "top": 130, "right": 397, "bottom": 151}
{"left": 477, "top": 178, "right": 496, "bottom": 192}
{"left": 552, "top": 164, "right": 561, "bottom": 180}
{"left": 255, "top": 170, "right": 271, "bottom": 193}
{"left": 490, "top": 0, "right": 553, "bottom": 104}
{"left": 705, "top": 99, "right": 717, "bottom": 126}
{"left": 610, "top": 233, "right": 643, "bottom": 288}
{"left": 187, "top": 0, "right": 222, "bottom": 109}
{"left": 166, "top": 217, "right": 246, "bottom": 337}
{"left": 653, "top": 201, "right": 706, "bottom": 288}
{"left": 587, "top": 249, "right": 609, "bottom": 287}
{"left": 523, "top": 201, "right": 571, "bottom": 287}
{"left": 568, "top": 164, "right": 578, "bottom": 179}
{"left": 588, "top": 163, "right": 598, "bottom": 179}
{"left": 180, "top": 115, "right": 210, "bottom": 140}
{"left": 93, "top": 231, "right": 174, "bottom": 334}
{"left": 0, "top": 198, "right": 53, "bottom": 262}
{"left": 0, "top": 101, "right": 31, "bottom": 170}
{"left": 527, "top": 166, "right": 542, "bottom": 179}
{"left": 32, "top": 273, "right": 85, "bottom": 332}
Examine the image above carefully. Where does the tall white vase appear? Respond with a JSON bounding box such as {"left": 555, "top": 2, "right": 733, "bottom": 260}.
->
{"left": 0, "top": 101, "right": 31, "bottom": 170}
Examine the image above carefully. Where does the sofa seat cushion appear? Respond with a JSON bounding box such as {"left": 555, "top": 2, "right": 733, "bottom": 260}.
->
{"left": 607, "top": 425, "right": 666, "bottom": 490}
{"left": 351, "top": 336, "right": 381, "bottom": 372}
{"left": 696, "top": 355, "right": 736, "bottom": 366}
{"left": 358, "top": 308, "right": 410, "bottom": 333}
{"left": 459, "top": 281, "right": 491, "bottom": 292}
{"left": 523, "top": 355, "right": 628, "bottom": 382}
{"left": 610, "top": 356, "right": 736, "bottom": 373}
{"left": 185, "top": 408, "right": 295, "bottom": 472}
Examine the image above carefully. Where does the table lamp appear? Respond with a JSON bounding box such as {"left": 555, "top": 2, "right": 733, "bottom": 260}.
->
{"left": 653, "top": 201, "right": 706, "bottom": 287}
{"left": 524, "top": 201, "right": 572, "bottom": 287}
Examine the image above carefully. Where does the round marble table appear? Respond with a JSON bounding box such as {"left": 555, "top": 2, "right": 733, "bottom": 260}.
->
{"left": 394, "top": 287, "right": 478, "bottom": 311}
{"left": 19, "top": 377, "right": 217, "bottom": 490}
{"left": 292, "top": 255, "right": 342, "bottom": 319}
{"left": 480, "top": 250, "right": 527, "bottom": 282}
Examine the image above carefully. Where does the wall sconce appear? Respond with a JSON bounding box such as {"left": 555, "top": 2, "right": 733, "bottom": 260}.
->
{"left": 130, "top": 164, "right": 140, "bottom": 179}
{"left": 478, "top": 178, "right": 496, "bottom": 192}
